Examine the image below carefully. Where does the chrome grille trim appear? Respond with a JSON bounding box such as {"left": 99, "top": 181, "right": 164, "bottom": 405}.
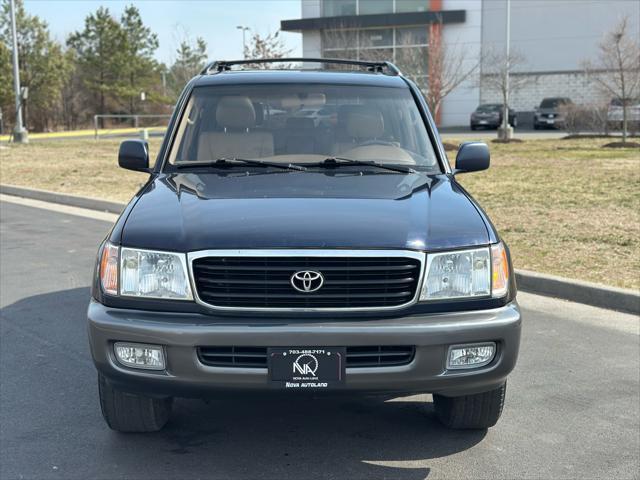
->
{"left": 187, "top": 249, "right": 426, "bottom": 312}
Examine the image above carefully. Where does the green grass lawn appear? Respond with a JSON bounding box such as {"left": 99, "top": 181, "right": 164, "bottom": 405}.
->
{"left": 1, "top": 137, "right": 638, "bottom": 289}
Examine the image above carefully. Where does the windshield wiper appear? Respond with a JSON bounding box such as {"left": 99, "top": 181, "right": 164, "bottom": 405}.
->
{"left": 312, "top": 157, "right": 418, "bottom": 175}
{"left": 176, "top": 158, "right": 307, "bottom": 171}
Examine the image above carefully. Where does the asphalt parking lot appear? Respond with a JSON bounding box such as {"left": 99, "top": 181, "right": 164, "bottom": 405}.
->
{"left": 1, "top": 197, "right": 638, "bottom": 480}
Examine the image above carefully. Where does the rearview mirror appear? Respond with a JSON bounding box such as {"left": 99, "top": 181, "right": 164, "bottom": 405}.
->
{"left": 118, "top": 140, "right": 149, "bottom": 172}
{"left": 454, "top": 142, "right": 490, "bottom": 174}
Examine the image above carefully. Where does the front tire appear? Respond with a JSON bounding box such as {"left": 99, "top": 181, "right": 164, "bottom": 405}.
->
{"left": 98, "top": 374, "right": 173, "bottom": 432}
{"left": 433, "top": 382, "right": 507, "bottom": 429}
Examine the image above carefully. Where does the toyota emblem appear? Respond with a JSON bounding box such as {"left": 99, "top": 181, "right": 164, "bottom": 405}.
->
{"left": 290, "top": 270, "right": 324, "bottom": 293}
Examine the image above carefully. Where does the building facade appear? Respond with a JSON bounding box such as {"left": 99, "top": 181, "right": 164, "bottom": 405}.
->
{"left": 282, "top": 0, "right": 640, "bottom": 127}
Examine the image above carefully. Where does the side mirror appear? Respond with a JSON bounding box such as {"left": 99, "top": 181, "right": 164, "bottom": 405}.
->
{"left": 118, "top": 140, "right": 149, "bottom": 172}
{"left": 454, "top": 142, "right": 490, "bottom": 174}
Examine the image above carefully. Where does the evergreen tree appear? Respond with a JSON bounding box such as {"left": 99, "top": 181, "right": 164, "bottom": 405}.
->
{"left": 168, "top": 37, "right": 207, "bottom": 97}
{"left": 120, "top": 5, "right": 159, "bottom": 114}
{"left": 0, "top": 0, "right": 69, "bottom": 131}
{"left": 67, "top": 7, "right": 127, "bottom": 117}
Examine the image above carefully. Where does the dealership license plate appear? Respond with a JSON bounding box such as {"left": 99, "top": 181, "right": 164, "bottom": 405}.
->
{"left": 546, "top": 119, "right": 555, "bottom": 124}
{"left": 268, "top": 347, "right": 346, "bottom": 388}
{"left": 479, "top": 120, "right": 488, "bottom": 124}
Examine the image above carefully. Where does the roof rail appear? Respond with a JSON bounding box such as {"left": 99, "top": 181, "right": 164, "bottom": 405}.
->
{"left": 199, "top": 58, "right": 402, "bottom": 76}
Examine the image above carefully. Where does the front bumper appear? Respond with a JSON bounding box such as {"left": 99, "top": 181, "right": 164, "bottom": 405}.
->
{"left": 88, "top": 299, "right": 522, "bottom": 398}
{"left": 471, "top": 119, "right": 500, "bottom": 128}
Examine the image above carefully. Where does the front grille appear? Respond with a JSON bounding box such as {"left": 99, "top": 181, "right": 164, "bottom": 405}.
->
{"left": 191, "top": 254, "right": 422, "bottom": 310}
{"left": 197, "top": 346, "right": 415, "bottom": 368}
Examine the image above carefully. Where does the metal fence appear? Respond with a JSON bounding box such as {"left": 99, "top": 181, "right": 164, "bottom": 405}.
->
{"left": 93, "top": 114, "right": 172, "bottom": 139}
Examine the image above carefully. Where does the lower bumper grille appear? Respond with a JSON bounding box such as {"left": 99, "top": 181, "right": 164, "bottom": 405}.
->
{"left": 197, "top": 346, "right": 415, "bottom": 369}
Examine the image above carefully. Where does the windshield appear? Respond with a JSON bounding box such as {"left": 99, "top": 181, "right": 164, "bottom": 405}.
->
{"left": 610, "top": 98, "right": 640, "bottom": 106}
{"left": 168, "top": 84, "right": 439, "bottom": 170}
{"left": 540, "top": 98, "right": 570, "bottom": 109}
{"left": 476, "top": 104, "right": 501, "bottom": 113}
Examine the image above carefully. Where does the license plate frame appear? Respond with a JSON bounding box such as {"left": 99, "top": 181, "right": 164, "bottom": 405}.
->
{"left": 268, "top": 347, "right": 346, "bottom": 389}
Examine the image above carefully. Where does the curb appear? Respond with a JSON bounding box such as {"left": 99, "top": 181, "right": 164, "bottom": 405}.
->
{"left": 515, "top": 270, "right": 638, "bottom": 316}
{"left": 2, "top": 184, "right": 639, "bottom": 315}
{"left": 1, "top": 184, "right": 124, "bottom": 214}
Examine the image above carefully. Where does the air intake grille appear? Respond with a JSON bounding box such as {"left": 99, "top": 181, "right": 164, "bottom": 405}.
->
{"left": 192, "top": 256, "right": 422, "bottom": 309}
{"left": 344, "top": 345, "right": 415, "bottom": 368}
{"left": 197, "top": 346, "right": 415, "bottom": 368}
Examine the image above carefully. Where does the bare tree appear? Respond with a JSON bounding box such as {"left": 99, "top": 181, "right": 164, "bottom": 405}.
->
{"left": 321, "top": 24, "right": 480, "bottom": 120}
{"left": 481, "top": 49, "right": 534, "bottom": 138}
{"left": 410, "top": 27, "right": 481, "bottom": 120}
{"left": 243, "top": 31, "right": 292, "bottom": 68}
{"left": 583, "top": 16, "right": 640, "bottom": 143}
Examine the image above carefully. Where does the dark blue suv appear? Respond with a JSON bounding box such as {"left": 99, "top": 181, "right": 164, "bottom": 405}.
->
{"left": 89, "top": 59, "right": 521, "bottom": 432}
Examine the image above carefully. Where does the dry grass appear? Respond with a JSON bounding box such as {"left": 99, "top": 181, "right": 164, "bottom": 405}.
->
{"left": 453, "top": 138, "right": 640, "bottom": 289}
{"left": 0, "top": 139, "right": 163, "bottom": 203}
{"left": 1, "top": 137, "right": 639, "bottom": 288}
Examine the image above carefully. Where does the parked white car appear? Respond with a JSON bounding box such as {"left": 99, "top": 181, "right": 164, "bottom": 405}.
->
{"left": 607, "top": 98, "right": 640, "bottom": 130}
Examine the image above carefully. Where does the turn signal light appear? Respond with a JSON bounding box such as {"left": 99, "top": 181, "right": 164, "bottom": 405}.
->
{"left": 491, "top": 243, "right": 509, "bottom": 297}
{"left": 100, "top": 242, "right": 119, "bottom": 295}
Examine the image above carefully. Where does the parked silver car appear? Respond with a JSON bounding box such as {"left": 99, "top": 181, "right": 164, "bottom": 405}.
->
{"left": 607, "top": 97, "right": 640, "bottom": 131}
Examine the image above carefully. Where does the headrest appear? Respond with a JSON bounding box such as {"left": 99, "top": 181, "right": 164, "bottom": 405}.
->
{"left": 286, "top": 117, "right": 315, "bottom": 129}
{"left": 339, "top": 105, "right": 384, "bottom": 139}
{"left": 280, "top": 93, "right": 326, "bottom": 109}
{"left": 216, "top": 96, "right": 256, "bottom": 129}
{"left": 252, "top": 102, "right": 264, "bottom": 125}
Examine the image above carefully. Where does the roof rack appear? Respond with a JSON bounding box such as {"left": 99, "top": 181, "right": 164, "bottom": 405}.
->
{"left": 199, "top": 58, "right": 402, "bottom": 76}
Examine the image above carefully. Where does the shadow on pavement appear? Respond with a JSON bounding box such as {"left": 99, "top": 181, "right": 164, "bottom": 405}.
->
{"left": 1, "top": 287, "right": 486, "bottom": 480}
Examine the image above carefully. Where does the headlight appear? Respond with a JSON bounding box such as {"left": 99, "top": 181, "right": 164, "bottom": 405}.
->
{"left": 99, "top": 242, "right": 192, "bottom": 300}
{"left": 420, "top": 244, "right": 509, "bottom": 301}
{"left": 120, "top": 247, "right": 192, "bottom": 299}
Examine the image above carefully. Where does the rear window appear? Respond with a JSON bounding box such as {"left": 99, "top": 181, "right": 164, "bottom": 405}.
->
{"left": 168, "top": 84, "right": 439, "bottom": 170}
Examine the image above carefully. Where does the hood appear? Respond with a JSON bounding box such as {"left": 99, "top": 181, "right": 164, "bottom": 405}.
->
{"left": 537, "top": 107, "right": 561, "bottom": 114}
{"left": 120, "top": 171, "right": 490, "bottom": 252}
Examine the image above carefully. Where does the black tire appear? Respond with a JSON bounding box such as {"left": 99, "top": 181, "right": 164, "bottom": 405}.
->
{"left": 98, "top": 374, "right": 173, "bottom": 432}
{"left": 470, "top": 124, "right": 477, "bottom": 131}
{"left": 533, "top": 123, "right": 540, "bottom": 130}
{"left": 433, "top": 382, "right": 507, "bottom": 429}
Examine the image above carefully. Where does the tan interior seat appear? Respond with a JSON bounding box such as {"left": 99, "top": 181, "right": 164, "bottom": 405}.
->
{"left": 197, "top": 96, "right": 273, "bottom": 160}
{"left": 334, "top": 105, "right": 385, "bottom": 154}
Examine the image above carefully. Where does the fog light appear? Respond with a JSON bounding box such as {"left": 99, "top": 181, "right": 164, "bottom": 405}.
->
{"left": 114, "top": 342, "right": 165, "bottom": 370}
{"left": 447, "top": 343, "right": 496, "bottom": 369}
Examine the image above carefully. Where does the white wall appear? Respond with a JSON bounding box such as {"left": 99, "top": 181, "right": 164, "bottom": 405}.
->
{"left": 302, "top": 31, "right": 323, "bottom": 57}
{"left": 481, "top": 0, "right": 640, "bottom": 72}
{"left": 301, "top": 0, "right": 321, "bottom": 18}
{"left": 481, "top": 71, "right": 610, "bottom": 111}
{"left": 439, "top": 0, "right": 483, "bottom": 127}
{"left": 301, "top": 0, "right": 322, "bottom": 57}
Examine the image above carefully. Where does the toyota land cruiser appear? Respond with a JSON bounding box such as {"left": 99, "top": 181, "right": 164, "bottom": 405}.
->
{"left": 89, "top": 58, "right": 521, "bottom": 432}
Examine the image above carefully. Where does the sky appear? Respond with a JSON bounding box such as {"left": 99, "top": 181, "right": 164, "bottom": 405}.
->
{"left": 24, "top": 0, "right": 304, "bottom": 65}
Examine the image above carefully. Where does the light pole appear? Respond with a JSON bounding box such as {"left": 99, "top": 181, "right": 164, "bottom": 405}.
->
{"left": 9, "top": 0, "right": 28, "bottom": 143}
{"left": 236, "top": 25, "right": 250, "bottom": 58}
{"left": 499, "top": 0, "right": 512, "bottom": 140}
